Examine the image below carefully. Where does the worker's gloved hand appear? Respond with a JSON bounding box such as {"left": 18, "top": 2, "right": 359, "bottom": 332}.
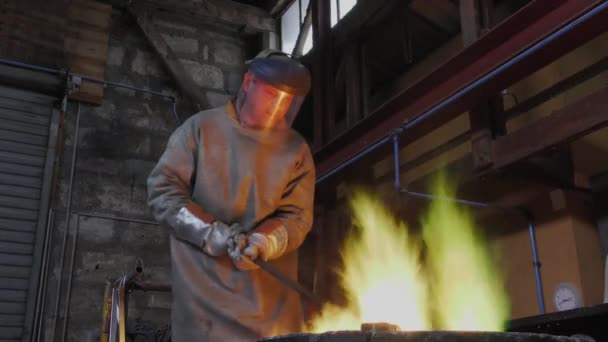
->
{"left": 201, "top": 221, "right": 241, "bottom": 256}
{"left": 173, "top": 206, "right": 239, "bottom": 256}
{"left": 228, "top": 233, "right": 258, "bottom": 271}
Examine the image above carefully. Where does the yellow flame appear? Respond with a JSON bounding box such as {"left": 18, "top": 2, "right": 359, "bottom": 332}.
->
{"left": 308, "top": 173, "right": 509, "bottom": 333}
{"left": 309, "top": 190, "right": 430, "bottom": 332}
{"left": 421, "top": 174, "right": 510, "bottom": 331}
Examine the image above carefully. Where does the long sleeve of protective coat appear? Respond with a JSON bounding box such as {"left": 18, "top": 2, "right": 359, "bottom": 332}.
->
{"left": 147, "top": 118, "right": 216, "bottom": 248}
{"left": 253, "top": 144, "right": 315, "bottom": 258}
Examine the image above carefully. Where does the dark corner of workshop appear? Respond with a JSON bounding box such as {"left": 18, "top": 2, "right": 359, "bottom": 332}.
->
{"left": 1, "top": 0, "right": 608, "bottom": 341}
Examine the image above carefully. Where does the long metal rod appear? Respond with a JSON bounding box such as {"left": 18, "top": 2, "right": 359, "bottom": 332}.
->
{"left": 51, "top": 101, "right": 80, "bottom": 342}
{"left": 254, "top": 259, "right": 323, "bottom": 305}
{"left": 61, "top": 213, "right": 81, "bottom": 341}
{"left": 315, "top": 1, "right": 608, "bottom": 184}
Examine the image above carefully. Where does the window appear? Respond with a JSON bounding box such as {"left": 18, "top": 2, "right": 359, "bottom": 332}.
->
{"left": 331, "top": 0, "right": 357, "bottom": 27}
{"left": 280, "top": 0, "right": 357, "bottom": 56}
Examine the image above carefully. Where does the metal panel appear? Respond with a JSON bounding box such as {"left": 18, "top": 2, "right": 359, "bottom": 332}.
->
{"left": 0, "top": 129, "right": 48, "bottom": 147}
{"left": 0, "top": 140, "right": 47, "bottom": 157}
{"left": 0, "top": 230, "right": 34, "bottom": 244}
{"left": 0, "top": 242, "right": 33, "bottom": 255}
{"left": 0, "top": 208, "right": 38, "bottom": 221}
{"left": 0, "top": 266, "right": 30, "bottom": 279}
{"left": 0, "top": 254, "right": 33, "bottom": 267}
{"left": 0, "top": 326, "right": 22, "bottom": 339}
{"left": 0, "top": 290, "right": 27, "bottom": 302}
{"left": 0, "top": 161, "right": 42, "bottom": 178}
{"left": 0, "top": 196, "right": 39, "bottom": 211}
{"left": 0, "top": 278, "right": 30, "bottom": 289}
{"left": 0, "top": 107, "right": 50, "bottom": 126}
{"left": 0, "top": 118, "right": 48, "bottom": 137}
{"left": 0, "top": 84, "right": 57, "bottom": 341}
{"left": 0, "top": 173, "right": 42, "bottom": 189}
{"left": 0, "top": 218, "right": 36, "bottom": 233}
{"left": 0, "top": 184, "right": 41, "bottom": 200}
{"left": 0, "top": 314, "right": 24, "bottom": 326}
{"left": 0, "top": 303, "right": 25, "bottom": 315}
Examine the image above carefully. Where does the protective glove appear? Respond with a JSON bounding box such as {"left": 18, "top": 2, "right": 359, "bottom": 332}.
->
{"left": 173, "top": 206, "right": 240, "bottom": 256}
{"left": 229, "top": 221, "right": 288, "bottom": 271}
{"left": 228, "top": 234, "right": 258, "bottom": 271}
{"left": 201, "top": 221, "right": 241, "bottom": 256}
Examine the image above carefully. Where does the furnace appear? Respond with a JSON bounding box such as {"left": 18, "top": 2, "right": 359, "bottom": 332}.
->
{"left": 259, "top": 329, "right": 577, "bottom": 342}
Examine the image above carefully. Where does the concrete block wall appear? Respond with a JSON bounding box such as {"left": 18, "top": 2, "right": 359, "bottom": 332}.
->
{"left": 42, "top": 4, "right": 262, "bottom": 341}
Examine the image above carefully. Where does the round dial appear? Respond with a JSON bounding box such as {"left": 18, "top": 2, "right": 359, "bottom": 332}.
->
{"left": 553, "top": 283, "right": 582, "bottom": 311}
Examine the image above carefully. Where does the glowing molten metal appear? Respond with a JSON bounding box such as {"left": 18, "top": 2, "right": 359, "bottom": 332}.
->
{"left": 308, "top": 175, "right": 510, "bottom": 333}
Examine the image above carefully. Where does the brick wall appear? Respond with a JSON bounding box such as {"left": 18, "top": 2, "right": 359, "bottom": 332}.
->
{"left": 42, "top": 4, "right": 266, "bottom": 341}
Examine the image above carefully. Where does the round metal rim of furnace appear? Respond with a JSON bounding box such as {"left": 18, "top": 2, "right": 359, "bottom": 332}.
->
{"left": 258, "top": 330, "right": 580, "bottom": 342}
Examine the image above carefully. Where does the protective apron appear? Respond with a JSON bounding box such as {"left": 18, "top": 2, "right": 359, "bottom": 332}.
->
{"left": 147, "top": 101, "right": 315, "bottom": 341}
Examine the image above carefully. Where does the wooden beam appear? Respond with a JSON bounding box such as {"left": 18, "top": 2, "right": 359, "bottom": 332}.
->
{"left": 132, "top": 0, "right": 276, "bottom": 34}
{"left": 129, "top": 8, "right": 209, "bottom": 111}
{"left": 470, "top": 96, "right": 505, "bottom": 171}
{"left": 504, "top": 56, "right": 608, "bottom": 120}
{"left": 493, "top": 86, "right": 608, "bottom": 169}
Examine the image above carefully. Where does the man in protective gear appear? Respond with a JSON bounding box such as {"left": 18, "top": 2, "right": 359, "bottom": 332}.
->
{"left": 146, "top": 49, "right": 315, "bottom": 341}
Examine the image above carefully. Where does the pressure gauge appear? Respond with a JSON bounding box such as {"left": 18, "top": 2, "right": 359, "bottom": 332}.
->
{"left": 553, "top": 282, "right": 583, "bottom": 311}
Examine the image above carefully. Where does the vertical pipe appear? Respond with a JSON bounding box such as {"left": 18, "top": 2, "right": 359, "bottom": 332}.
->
{"left": 400, "top": 189, "right": 547, "bottom": 313}
{"left": 100, "top": 281, "right": 112, "bottom": 342}
{"left": 34, "top": 209, "right": 55, "bottom": 342}
{"left": 61, "top": 213, "right": 81, "bottom": 341}
{"left": 524, "top": 211, "right": 546, "bottom": 314}
{"left": 52, "top": 101, "right": 81, "bottom": 341}
{"left": 393, "top": 133, "right": 401, "bottom": 190}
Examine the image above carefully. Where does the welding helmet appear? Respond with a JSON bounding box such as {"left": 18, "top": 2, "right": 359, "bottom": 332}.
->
{"left": 246, "top": 49, "right": 311, "bottom": 126}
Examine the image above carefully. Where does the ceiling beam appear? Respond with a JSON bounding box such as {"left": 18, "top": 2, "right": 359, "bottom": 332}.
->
{"left": 492, "top": 85, "right": 608, "bottom": 169}
{"left": 128, "top": 0, "right": 276, "bottom": 33}
{"left": 130, "top": 8, "right": 209, "bottom": 111}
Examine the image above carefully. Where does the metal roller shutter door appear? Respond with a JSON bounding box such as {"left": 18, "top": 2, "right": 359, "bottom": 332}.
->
{"left": 0, "top": 84, "right": 58, "bottom": 342}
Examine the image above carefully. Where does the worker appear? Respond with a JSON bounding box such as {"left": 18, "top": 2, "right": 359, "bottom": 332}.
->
{"left": 146, "top": 49, "right": 315, "bottom": 342}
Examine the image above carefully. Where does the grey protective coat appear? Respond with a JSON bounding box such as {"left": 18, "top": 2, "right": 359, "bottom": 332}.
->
{"left": 147, "top": 101, "right": 315, "bottom": 341}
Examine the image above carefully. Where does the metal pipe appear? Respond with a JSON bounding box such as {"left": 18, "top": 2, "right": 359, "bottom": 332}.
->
{"left": 400, "top": 188, "right": 546, "bottom": 314}
{"left": 61, "top": 213, "right": 81, "bottom": 341}
{"left": 316, "top": 134, "right": 392, "bottom": 184}
{"left": 51, "top": 101, "right": 80, "bottom": 342}
{"left": 100, "top": 281, "right": 112, "bottom": 342}
{"left": 172, "top": 99, "right": 181, "bottom": 126}
{"left": 254, "top": 259, "right": 323, "bottom": 305}
{"left": 400, "top": 189, "right": 518, "bottom": 212}
{"left": 34, "top": 208, "right": 55, "bottom": 342}
{"left": 315, "top": 1, "right": 608, "bottom": 184}
{"left": 0, "top": 58, "right": 179, "bottom": 110}
{"left": 523, "top": 210, "right": 546, "bottom": 314}
{"left": 393, "top": 132, "right": 401, "bottom": 190}
{"left": 76, "top": 211, "right": 159, "bottom": 226}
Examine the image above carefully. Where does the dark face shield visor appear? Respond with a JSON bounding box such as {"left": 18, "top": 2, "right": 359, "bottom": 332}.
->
{"left": 247, "top": 56, "right": 311, "bottom": 127}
